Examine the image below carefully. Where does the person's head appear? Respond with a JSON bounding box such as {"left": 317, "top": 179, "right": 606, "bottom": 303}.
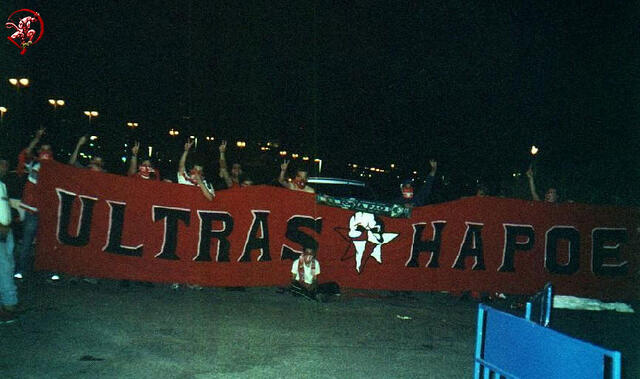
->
{"left": 0, "top": 159, "right": 8, "bottom": 179}
{"left": 476, "top": 184, "right": 489, "bottom": 197}
{"left": 400, "top": 179, "right": 414, "bottom": 199}
{"left": 302, "top": 247, "right": 316, "bottom": 264}
{"left": 190, "top": 164, "right": 204, "bottom": 178}
{"left": 138, "top": 159, "right": 156, "bottom": 178}
{"left": 293, "top": 170, "right": 308, "bottom": 189}
{"left": 38, "top": 144, "right": 53, "bottom": 161}
{"left": 545, "top": 187, "right": 558, "bottom": 203}
{"left": 231, "top": 163, "right": 242, "bottom": 179}
{"left": 88, "top": 156, "right": 104, "bottom": 171}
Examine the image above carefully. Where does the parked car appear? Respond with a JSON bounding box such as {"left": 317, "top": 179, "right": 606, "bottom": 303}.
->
{"left": 307, "top": 177, "right": 377, "bottom": 201}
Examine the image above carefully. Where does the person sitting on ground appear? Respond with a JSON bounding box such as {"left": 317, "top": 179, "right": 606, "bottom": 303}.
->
{"left": 395, "top": 159, "right": 438, "bottom": 208}
{"left": 526, "top": 166, "right": 558, "bottom": 203}
{"left": 0, "top": 158, "right": 19, "bottom": 324}
{"left": 177, "top": 140, "right": 214, "bottom": 201}
{"left": 290, "top": 247, "right": 321, "bottom": 299}
{"left": 218, "top": 140, "right": 252, "bottom": 188}
{"left": 69, "top": 135, "right": 106, "bottom": 172}
{"left": 128, "top": 142, "right": 160, "bottom": 180}
{"left": 278, "top": 160, "right": 314, "bottom": 193}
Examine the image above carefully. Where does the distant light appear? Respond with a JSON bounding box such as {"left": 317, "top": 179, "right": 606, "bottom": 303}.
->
{"left": 352, "top": 164, "right": 358, "bottom": 168}
{"left": 84, "top": 111, "right": 90, "bottom": 116}
{"left": 190, "top": 135, "right": 196, "bottom": 139}
{"left": 291, "top": 153, "right": 299, "bottom": 159}
{"left": 90, "top": 135, "right": 98, "bottom": 141}
{"left": 8, "top": 78, "right": 17, "bottom": 85}
{"left": 121, "top": 156, "right": 127, "bottom": 163}
{"left": 370, "top": 167, "right": 376, "bottom": 171}
{"left": 236, "top": 141, "right": 246, "bottom": 148}
{"left": 57, "top": 99, "right": 65, "bottom": 106}
{"left": 390, "top": 163, "right": 395, "bottom": 169}
{"left": 314, "top": 158, "right": 321, "bottom": 163}
{"left": 91, "top": 111, "right": 98, "bottom": 117}
{"left": 48, "top": 99, "right": 55, "bottom": 105}
{"left": 148, "top": 146, "right": 153, "bottom": 157}
{"left": 530, "top": 145, "right": 539, "bottom": 155}
{"left": 0, "top": 107, "right": 6, "bottom": 113}
{"left": 19, "top": 78, "right": 29, "bottom": 86}
{"left": 413, "top": 171, "right": 417, "bottom": 175}
{"left": 127, "top": 122, "right": 139, "bottom": 128}
{"left": 89, "top": 143, "right": 94, "bottom": 147}
{"left": 302, "top": 156, "right": 309, "bottom": 161}
{"left": 279, "top": 150, "right": 287, "bottom": 156}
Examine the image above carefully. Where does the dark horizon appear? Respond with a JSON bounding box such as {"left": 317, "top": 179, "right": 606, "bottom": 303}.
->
{"left": 1, "top": 1, "right": 639, "bottom": 204}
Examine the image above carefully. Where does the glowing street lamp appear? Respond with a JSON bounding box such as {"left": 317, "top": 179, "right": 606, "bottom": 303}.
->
{"left": 0, "top": 106, "right": 7, "bottom": 123}
{"left": 169, "top": 128, "right": 180, "bottom": 136}
{"left": 279, "top": 150, "right": 287, "bottom": 157}
{"left": 291, "top": 153, "right": 299, "bottom": 159}
{"left": 48, "top": 98, "right": 65, "bottom": 109}
{"left": 302, "top": 156, "right": 309, "bottom": 161}
{"left": 8, "top": 78, "right": 29, "bottom": 89}
{"left": 126, "top": 122, "right": 139, "bottom": 129}
{"left": 205, "top": 136, "right": 215, "bottom": 141}
{"left": 236, "top": 140, "right": 246, "bottom": 148}
{"left": 83, "top": 110, "right": 99, "bottom": 124}
{"left": 530, "top": 145, "right": 539, "bottom": 156}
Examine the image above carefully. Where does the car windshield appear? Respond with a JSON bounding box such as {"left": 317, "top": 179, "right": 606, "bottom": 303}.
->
{"left": 308, "top": 178, "right": 377, "bottom": 201}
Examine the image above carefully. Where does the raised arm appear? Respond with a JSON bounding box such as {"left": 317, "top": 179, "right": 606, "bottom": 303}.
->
{"left": 193, "top": 172, "right": 214, "bottom": 201}
{"left": 218, "top": 140, "right": 233, "bottom": 188}
{"left": 69, "top": 135, "right": 88, "bottom": 166}
{"left": 178, "top": 140, "right": 194, "bottom": 175}
{"left": 278, "top": 160, "right": 291, "bottom": 188}
{"left": 128, "top": 142, "right": 140, "bottom": 176}
{"left": 526, "top": 166, "right": 541, "bottom": 201}
{"left": 414, "top": 159, "right": 438, "bottom": 206}
{"left": 25, "top": 128, "right": 45, "bottom": 155}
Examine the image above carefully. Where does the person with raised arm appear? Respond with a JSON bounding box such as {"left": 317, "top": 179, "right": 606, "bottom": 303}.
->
{"left": 177, "top": 140, "right": 214, "bottom": 201}
{"left": 278, "top": 159, "right": 314, "bottom": 193}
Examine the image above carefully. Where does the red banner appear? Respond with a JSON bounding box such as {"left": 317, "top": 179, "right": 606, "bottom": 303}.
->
{"left": 35, "top": 161, "right": 640, "bottom": 300}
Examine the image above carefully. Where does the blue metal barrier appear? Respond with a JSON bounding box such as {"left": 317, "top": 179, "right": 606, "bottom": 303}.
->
{"left": 525, "top": 282, "right": 553, "bottom": 327}
{"left": 474, "top": 304, "right": 621, "bottom": 378}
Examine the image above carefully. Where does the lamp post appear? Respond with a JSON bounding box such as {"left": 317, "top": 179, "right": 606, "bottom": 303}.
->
{"left": 0, "top": 107, "right": 6, "bottom": 125}
{"left": 169, "top": 128, "right": 180, "bottom": 137}
{"left": 8, "top": 77, "right": 29, "bottom": 91}
{"left": 83, "top": 110, "right": 99, "bottom": 125}
{"left": 48, "top": 98, "right": 65, "bottom": 109}
{"left": 127, "top": 122, "right": 139, "bottom": 129}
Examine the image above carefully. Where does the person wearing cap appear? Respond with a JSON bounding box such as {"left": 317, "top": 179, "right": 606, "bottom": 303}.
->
{"left": 395, "top": 159, "right": 438, "bottom": 208}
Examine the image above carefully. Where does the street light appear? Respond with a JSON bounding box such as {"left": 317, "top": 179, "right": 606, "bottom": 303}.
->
{"left": 169, "top": 128, "right": 179, "bottom": 136}
{"left": 0, "top": 107, "right": 6, "bottom": 125}
{"left": 126, "top": 122, "right": 139, "bottom": 129}
{"left": 8, "top": 78, "right": 29, "bottom": 90}
{"left": 48, "top": 98, "right": 65, "bottom": 109}
{"left": 83, "top": 110, "right": 99, "bottom": 123}
{"left": 236, "top": 140, "right": 246, "bottom": 148}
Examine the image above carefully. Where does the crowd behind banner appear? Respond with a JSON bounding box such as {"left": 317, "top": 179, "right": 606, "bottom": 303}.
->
{"left": 0, "top": 130, "right": 638, "bottom": 324}
{"left": 29, "top": 160, "right": 640, "bottom": 300}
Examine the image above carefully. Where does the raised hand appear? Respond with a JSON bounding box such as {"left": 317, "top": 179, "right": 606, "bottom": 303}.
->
{"left": 219, "top": 140, "right": 227, "bottom": 153}
{"left": 184, "top": 140, "right": 194, "bottom": 151}
{"left": 35, "top": 128, "right": 45, "bottom": 139}
{"left": 281, "top": 159, "right": 290, "bottom": 171}
{"left": 132, "top": 142, "right": 140, "bottom": 156}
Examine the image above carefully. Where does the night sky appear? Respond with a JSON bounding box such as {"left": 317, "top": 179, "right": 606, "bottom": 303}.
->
{"left": 1, "top": 1, "right": 639, "bottom": 203}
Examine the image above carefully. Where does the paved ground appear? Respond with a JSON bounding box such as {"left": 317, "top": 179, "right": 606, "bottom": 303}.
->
{"left": 1, "top": 277, "right": 638, "bottom": 378}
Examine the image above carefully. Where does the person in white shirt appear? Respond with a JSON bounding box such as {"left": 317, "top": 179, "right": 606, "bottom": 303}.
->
{"left": 290, "top": 247, "right": 320, "bottom": 298}
{"left": 177, "top": 140, "right": 214, "bottom": 201}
